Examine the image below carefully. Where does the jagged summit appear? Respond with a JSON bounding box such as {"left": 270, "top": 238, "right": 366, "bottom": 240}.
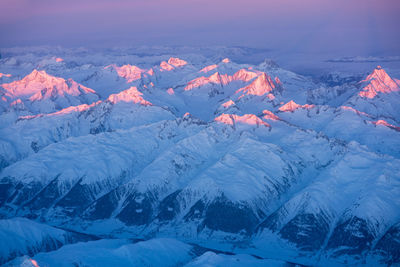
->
{"left": 2, "top": 69, "right": 96, "bottom": 98}
{"left": 215, "top": 113, "right": 270, "bottom": 127}
{"left": 105, "top": 64, "right": 149, "bottom": 83}
{"left": 167, "top": 57, "right": 187, "bottom": 67}
{"left": 184, "top": 72, "right": 230, "bottom": 90}
{"left": 235, "top": 72, "right": 279, "bottom": 97}
{"left": 359, "top": 66, "right": 400, "bottom": 98}
{"left": 259, "top": 59, "right": 279, "bottom": 69}
{"left": 232, "top": 69, "right": 258, "bottom": 82}
{"left": 1, "top": 69, "right": 99, "bottom": 113}
{"left": 107, "top": 86, "right": 152, "bottom": 106}
{"left": 160, "top": 61, "right": 174, "bottom": 71}
{"left": 158, "top": 57, "right": 188, "bottom": 71}
{"left": 185, "top": 69, "right": 258, "bottom": 91}
{"left": 278, "top": 100, "right": 314, "bottom": 112}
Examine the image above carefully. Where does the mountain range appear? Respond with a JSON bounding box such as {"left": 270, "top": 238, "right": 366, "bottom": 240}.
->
{"left": 0, "top": 48, "right": 399, "bottom": 266}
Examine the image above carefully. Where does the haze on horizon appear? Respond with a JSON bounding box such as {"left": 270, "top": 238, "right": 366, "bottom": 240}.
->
{"left": 1, "top": 0, "right": 400, "bottom": 58}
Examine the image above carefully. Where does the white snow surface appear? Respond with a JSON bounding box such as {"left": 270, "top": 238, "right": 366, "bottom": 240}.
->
{"left": 0, "top": 46, "right": 399, "bottom": 266}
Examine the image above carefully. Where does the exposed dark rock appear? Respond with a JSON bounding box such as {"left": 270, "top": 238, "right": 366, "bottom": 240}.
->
{"left": 279, "top": 213, "right": 330, "bottom": 251}
{"left": 157, "top": 190, "right": 182, "bottom": 221}
{"left": 203, "top": 196, "right": 258, "bottom": 234}
{"left": 373, "top": 223, "right": 400, "bottom": 265}
{"left": 117, "top": 193, "right": 154, "bottom": 225}
{"left": 327, "top": 216, "right": 375, "bottom": 257}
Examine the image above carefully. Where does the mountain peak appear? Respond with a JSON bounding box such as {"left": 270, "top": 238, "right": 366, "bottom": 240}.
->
{"left": 105, "top": 64, "right": 146, "bottom": 83}
{"left": 232, "top": 69, "right": 258, "bottom": 82}
{"left": 279, "top": 100, "right": 300, "bottom": 112}
{"left": 235, "top": 72, "right": 278, "bottom": 96}
{"left": 221, "top": 99, "right": 235, "bottom": 108}
{"left": 2, "top": 69, "right": 98, "bottom": 108}
{"left": 107, "top": 86, "right": 152, "bottom": 106}
{"left": 167, "top": 88, "right": 175, "bottom": 95}
{"left": 215, "top": 113, "right": 270, "bottom": 127}
{"left": 160, "top": 61, "right": 174, "bottom": 71}
{"left": 2, "top": 69, "right": 64, "bottom": 97}
{"left": 27, "top": 69, "right": 51, "bottom": 79}
{"left": 167, "top": 57, "right": 187, "bottom": 67}
{"left": 184, "top": 72, "right": 229, "bottom": 91}
{"left": 279, "top": 100, "right": 314, "bottom": 112}
{"left": 359, "top": 66, "right": 400, "bottom": 98}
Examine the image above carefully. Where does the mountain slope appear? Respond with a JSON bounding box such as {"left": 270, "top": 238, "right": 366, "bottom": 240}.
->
{"left": 1, "top": 70, "right": 99, "bottom": 114}
{"left": 0, "top": 50, "right": 399, "bottom": 266}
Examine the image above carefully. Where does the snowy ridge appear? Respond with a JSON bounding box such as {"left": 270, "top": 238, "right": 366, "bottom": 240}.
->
{"left": 1, "top": 70, "right": 99, "bottom": 114}
{"left": 0, "top": 218, "right": 94, "bottom": 264}
{"left": 0, "top": 48, "right": 399, "bottom": 266}
{"left": 358, "top": 66, "right": 400, "bottom": 98}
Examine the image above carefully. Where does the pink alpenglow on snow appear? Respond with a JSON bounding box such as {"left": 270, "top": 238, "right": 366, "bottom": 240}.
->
{"left": 235, "top": 73, "right": 278, "bottom": 96}
{"left": 50, "top": 101, "right": 101, "bottom": 116}
{"left": 107, "top": 86, "right": 152, "bottom": 106}
{"left": 30, "top": 259, "right": 40, "bottom": 267}
{"left": 199, "top": 64, "right": 218, "bottom": 73}
{"left": 2, "top": 69, "right": 96, "bottom": 99}
{"left": 105, "top": 64, "right": 146, "bottom": 83}
{"left": 185, "top": 69, "right": 258, "bottom": 91}
{"left": 29, "top": 79, "right": 96, "bottom": 102}
{"left": 167, "top": 88, "right": 175, "bottom": 95}
{"left": 275, "top": 77, "right": 282, "bottom": 86}
{"left": 160, "top": 61, "right": 174, "bottom": 71}
{"left": 340, "top": 106, "right": 370, "bottom": 117}
{"left": 184, "top": 72, "right": 230, "bottom": 91}
{"left": 55, "top": 57, "right": 64, "bottom": 62}
{"left": 359, "top": 66, "right": 400, "bottom": 99}
{"left": 221, "top": 99, "right": 235, "bottom": 108}
{"left": 0, "top": 73, "right": 12, "bottom": 78}
{"left": 222, "top": 58, "right": 231, "bottom": 63}
{"left": 279, "top": 100, "right": 314, "bottom": 112}
{"left": 232, "top": 69, "right": 258, "bottom": 82}
{"left": 10, "top": 99, "right": 23, "bottom": 106}
{"left": 19, "top": 101, "right": 101, "bottom": 120}
{"left": 215, "top": 113, "right": 270, "bottom": 127}
{"left": 262, "top": 110, "right": 280, "bottom": 121}
{"left": 167, "top": 57, "right": 187, "bottom": 67}
{"left": 372, "top": 119, "right": 400, "bottom": 131}
{"left": 147, "top": 68, "right": 155, "bottom": 76}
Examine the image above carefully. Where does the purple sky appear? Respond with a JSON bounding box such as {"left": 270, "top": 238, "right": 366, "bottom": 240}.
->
{"left": 1, "top": 0, "right": 400, "bottom": 56}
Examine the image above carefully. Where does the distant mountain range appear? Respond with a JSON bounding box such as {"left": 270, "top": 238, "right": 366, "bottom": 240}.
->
{"left": 0, "top": 48, "right": 399, "bottom": 266}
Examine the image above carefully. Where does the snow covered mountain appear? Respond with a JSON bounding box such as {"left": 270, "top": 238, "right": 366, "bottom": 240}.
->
{"left": 0, "top": 47, "right": 399, "bottom": 266}
{"left": 0, "top": 218, "right": 94, "bottom": 265}
{"left": 1, "top": 70, "right": 99, "bottom": 114}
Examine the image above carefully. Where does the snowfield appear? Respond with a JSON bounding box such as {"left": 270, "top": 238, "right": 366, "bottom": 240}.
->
{"left": 0, "top": 46, "right": 399, "bottom": 266}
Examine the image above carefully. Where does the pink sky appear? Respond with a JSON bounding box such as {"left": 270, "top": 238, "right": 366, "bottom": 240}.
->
{"left": 1, "top": 0, "right": 399, "bottom": 56}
